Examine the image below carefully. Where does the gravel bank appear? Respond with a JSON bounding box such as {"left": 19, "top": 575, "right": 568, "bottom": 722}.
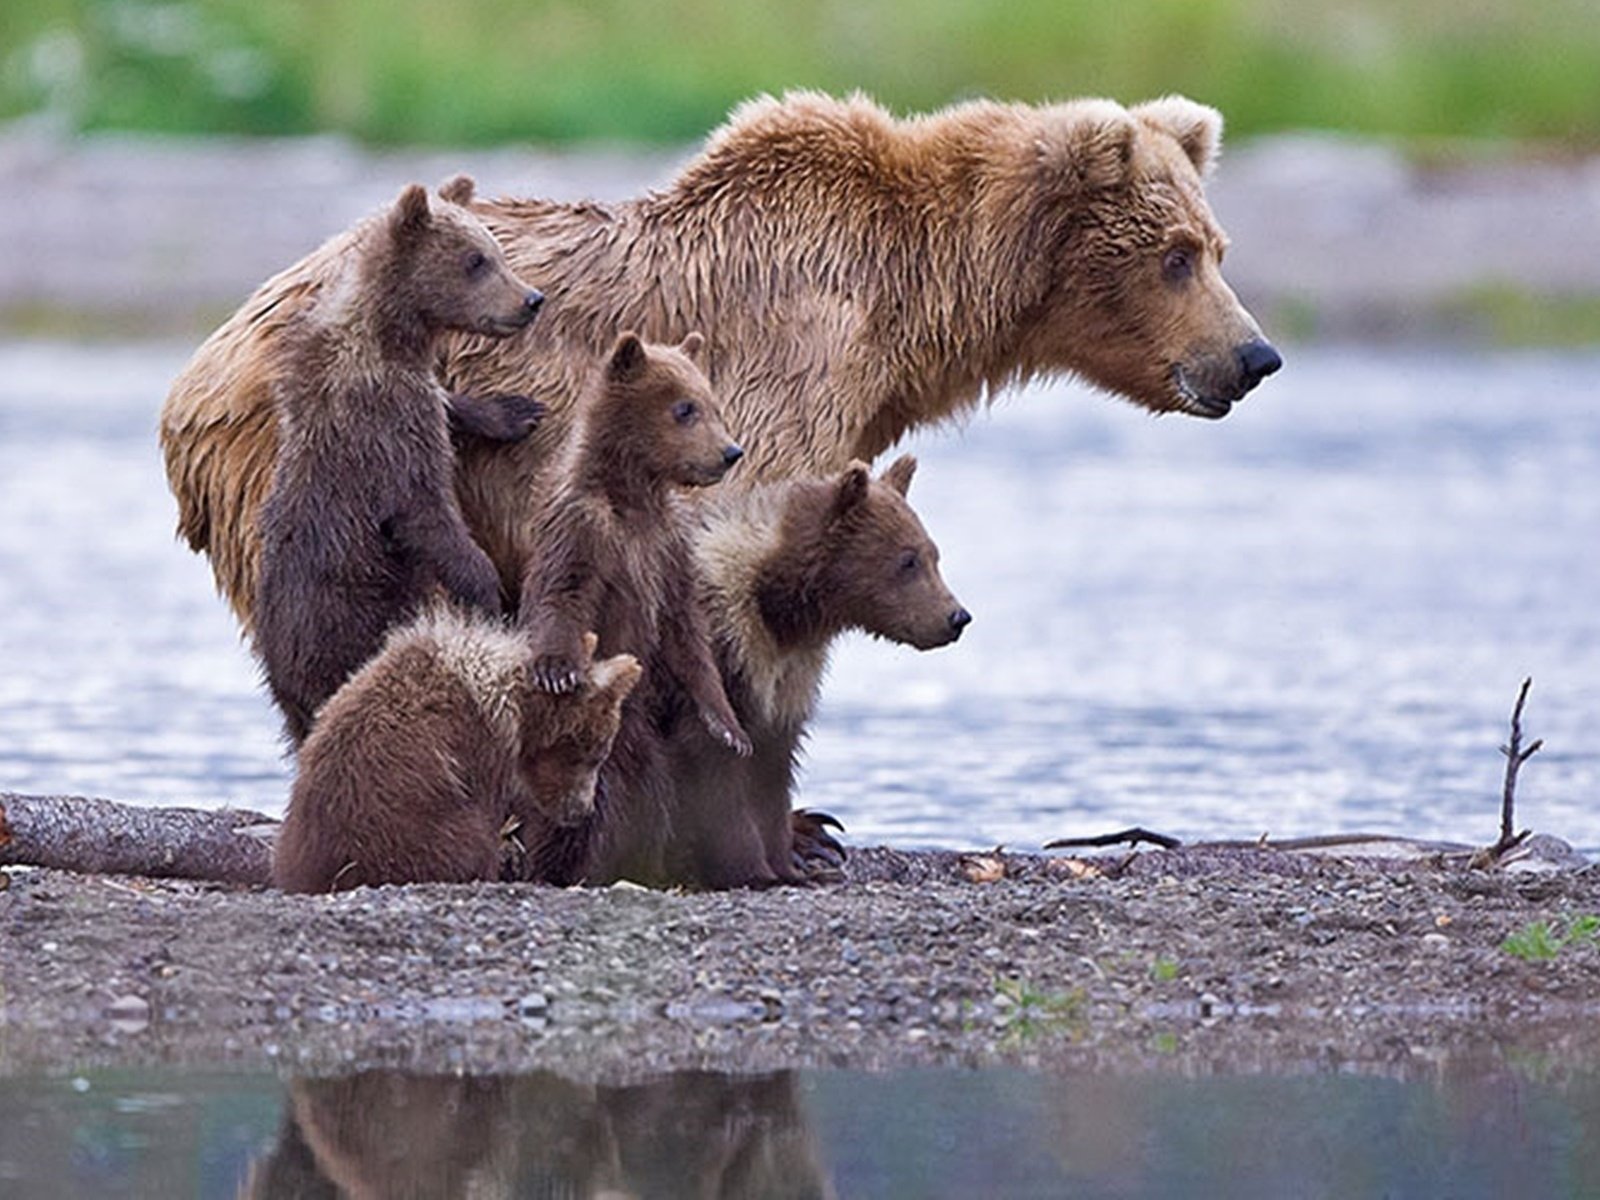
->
{"left": 5, "top": 846, "right": 1600, "bottom": 1082}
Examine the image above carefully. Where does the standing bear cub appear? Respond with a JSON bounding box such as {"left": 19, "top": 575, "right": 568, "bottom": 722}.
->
{"left": 512, "top": 331, "right": 752, "bottom": 885}
{"left": 253, "top": 176, "right": 544, "bottom": 743}
{"left": 519, "top": 330, "right": 750, "bottom": 754}
{"left": 273, "top": 611, "right": 640, "bottom": 893}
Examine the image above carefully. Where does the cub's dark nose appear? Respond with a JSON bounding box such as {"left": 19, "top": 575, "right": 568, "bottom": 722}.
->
{"left": 1237, "top": 339, "right": 1282, "bottom": 392}
{"left": 722, "top": 444, "right": 744, "bottom": 467}
{"left": 949, "top": 607, "right": 972, "bottom": 638}
{"left": 523, "top": 289, "right": 545, "bottom": 316}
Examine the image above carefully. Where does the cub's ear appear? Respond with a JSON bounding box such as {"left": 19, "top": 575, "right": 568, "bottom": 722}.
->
{"left": 389, "top": 183, "right": 432, "bottom": 246}
{"left": 590, "top": 653, "right": 643, "bottom": 706}
{"left": 880, "top": 453, "right": 917, "bottom": 497}
{"left": 578, "top": 630, "right": 599, "bottom": 662}
{"left": 831, "top": 460, "right": 871, "bottom": 521}
{"left": 437, "top": 173, "right": 477, "bottom": 206}
{"left": 608, "top": 332, "right": 647, "bottom": 381}
{"left": 678, "top": 331, "right": 705, "bottom": 360}
{"left": 1132, "top": 95, "right": 1223, "bottom": 177}
{"left": 1039, "top": 99, "right": 1136, "bottom": 191}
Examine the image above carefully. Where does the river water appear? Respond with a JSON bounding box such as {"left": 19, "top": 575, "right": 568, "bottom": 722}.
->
{"left": 2, "top": 339, "right": 1598, "bottom": 854}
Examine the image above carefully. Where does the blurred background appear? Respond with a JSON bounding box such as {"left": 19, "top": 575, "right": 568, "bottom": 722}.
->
{"left": 2, "top": 0, "right": 1598, "bottom": 342}
{"left": 4, "top": 0, "right": 1599, "bottom": 146}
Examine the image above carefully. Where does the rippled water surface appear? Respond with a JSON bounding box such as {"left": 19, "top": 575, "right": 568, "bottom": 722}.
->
{"left": 2, "top": 340, "right": 1597, "bottom": 853}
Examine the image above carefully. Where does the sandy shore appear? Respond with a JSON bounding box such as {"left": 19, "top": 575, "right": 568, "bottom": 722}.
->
{"left": 5, "top": 844, "right": 1600, "bottom": 1081}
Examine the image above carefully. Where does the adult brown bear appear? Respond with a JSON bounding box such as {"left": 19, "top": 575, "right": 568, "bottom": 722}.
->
{"left": 162, "top": 90, "right": 1279, "bottom": 885}
{"left": 163, "top": 90, "right": 1279, "bottom": 627}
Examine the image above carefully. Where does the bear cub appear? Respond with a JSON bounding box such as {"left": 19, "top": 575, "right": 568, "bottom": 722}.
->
{"left": 519, "top": 331, "right": 751, "bottom": 757}
{"left": 253, "top": 175, "right": 543, "bottom": 744}
{"left": 272, "top": 609, "right": 640, "bottom": 894}
{"left": 655, "top": 454, "right": 971, "bottom": 887}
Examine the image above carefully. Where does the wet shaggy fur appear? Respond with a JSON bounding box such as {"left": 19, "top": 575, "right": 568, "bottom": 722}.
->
{"left": 653, "top": 455, "right": 970, "bottom": 887}
{"left": 271, "top": 608, "right": 640, "bottom": 894}
{"left": 252, "top": 177, "right": 543, "bottom": 743}
{"left": 163, "top": 90, "right": 1280, "bottom": 629}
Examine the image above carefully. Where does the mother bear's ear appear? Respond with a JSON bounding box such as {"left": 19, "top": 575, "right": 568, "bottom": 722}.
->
{"left": 1132, "top": 95, "right": 1224, "bottom": 177}
{"left": 1036, "top": 99, "right": 1137, "bottom": 192}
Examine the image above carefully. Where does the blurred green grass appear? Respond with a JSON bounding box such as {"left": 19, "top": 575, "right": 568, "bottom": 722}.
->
{"left": 3, "top": 0, "right": 1599, "bottom": 145}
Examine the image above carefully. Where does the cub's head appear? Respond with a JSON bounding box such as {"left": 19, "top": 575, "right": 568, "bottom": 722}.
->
{"left": 765, "top": 454, "right": 971, "bottom": 651}
{"left": 521, "top": 635, "right": 641, "bottom": 826}
{"left": 381, "top": 176, "right": 544, "bottom": 340}
{"left": 594, "top": 331, "right": 745, "bottom": 488}
{"left": 1020, "top": 96, "right": 1280, "bottom": 419}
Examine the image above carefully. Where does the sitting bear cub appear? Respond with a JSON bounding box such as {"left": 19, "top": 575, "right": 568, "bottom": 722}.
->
{"left": 272, "top": 611, "right": 639, "bottom": 893}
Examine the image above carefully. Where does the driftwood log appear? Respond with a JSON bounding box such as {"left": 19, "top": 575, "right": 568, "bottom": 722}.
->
{"left": 0, "top": 792, "right": 275, "bottom": 886}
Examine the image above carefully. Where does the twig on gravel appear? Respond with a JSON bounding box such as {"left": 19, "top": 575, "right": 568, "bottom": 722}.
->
{"left": 1491, "top": 676, "right": 1541, "bottom": 860}
{"left": 1044, "top": 827, "right": 1184, "bottom": 851}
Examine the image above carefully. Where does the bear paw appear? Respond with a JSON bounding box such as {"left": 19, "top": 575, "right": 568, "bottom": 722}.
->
{"left": 448, "top": 392, "right": 548, "bottom": 443}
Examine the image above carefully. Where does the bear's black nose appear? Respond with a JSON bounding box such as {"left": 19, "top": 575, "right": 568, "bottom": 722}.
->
{"left": 722, "top": 444, "right": 744, "bottom": 467}
{"left": 524, "top": 289, "right": 545, "bottom": 315}
{"left": 1236, "top": 339, "right": 1282, "bottom": 390}
{"left": 949, "top": 607, "right": 972, "bottom": 636}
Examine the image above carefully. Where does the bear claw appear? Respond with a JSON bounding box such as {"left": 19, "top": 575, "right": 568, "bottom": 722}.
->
{"left": 792, "top": 808, "right": 847, "bottom": 880}
{"left": 703, "top": 709, "right": 753, "bottom": 757}
{"left": 532, "top": 657, "right": 582, "bottom": 693}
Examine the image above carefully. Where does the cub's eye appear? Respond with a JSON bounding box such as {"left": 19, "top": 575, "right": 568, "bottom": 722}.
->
{"left": 898, "top": 549, "right": 920, "bottom": 575}
{"left": 464, "top": 250, "right": 489, "bottom": 277}
{"left": 1161, "top": 245, "right": 1194, "bottom": 283}
{"left": 672, "top": 400, "right": 697, "bottom": 424}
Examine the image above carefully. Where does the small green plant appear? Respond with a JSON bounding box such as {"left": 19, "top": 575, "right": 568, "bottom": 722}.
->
{"left": 1501, "top": 915, "right": 1600, "bottom": 961}
{"left": 992, "top": 976, "right": 1087, "bottom": 1043}
{"left": 1150, "top": 956, "right": 1180, "bottom": 983}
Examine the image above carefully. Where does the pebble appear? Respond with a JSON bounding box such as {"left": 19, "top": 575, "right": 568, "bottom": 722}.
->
{"left": 105, "top": 993, "right": 150, "bottom": 1035}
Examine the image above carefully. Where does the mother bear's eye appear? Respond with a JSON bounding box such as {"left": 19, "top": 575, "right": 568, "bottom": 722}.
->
{"left": 898, "top": 549, "right": 919, "bottom": 575}
{"left": 672, "top": 399, "right": 697, "bottom": 424}
{"left": 1161, "top": 245, "right": 1195, "bottom": 284}
{"left": 464, "top": 250, "right": 489, "bottom": 277}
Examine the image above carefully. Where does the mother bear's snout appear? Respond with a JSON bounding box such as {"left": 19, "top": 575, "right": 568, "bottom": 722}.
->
{"left": 1236, "top": 338, "right": 1283, "bottom": 393}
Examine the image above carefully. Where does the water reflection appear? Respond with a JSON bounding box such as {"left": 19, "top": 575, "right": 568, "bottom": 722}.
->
{"left": 244, "top": 1070, "right": 832, "bottom": 1199}
{"left": 5, "top": 1061, "right": 1600, "bottom": 1198}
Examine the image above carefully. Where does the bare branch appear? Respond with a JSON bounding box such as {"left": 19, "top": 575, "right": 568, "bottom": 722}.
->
{"left": 1044, "top": 827, "right": 1183, "bottom": 851}
{"left": 1494, "top": 676, "right": 1541, "bottom": 858}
